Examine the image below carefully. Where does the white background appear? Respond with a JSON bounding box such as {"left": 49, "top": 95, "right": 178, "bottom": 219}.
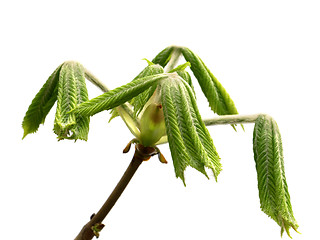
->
{"left": 1, "top": 0, "right": 319, "bottom": 239}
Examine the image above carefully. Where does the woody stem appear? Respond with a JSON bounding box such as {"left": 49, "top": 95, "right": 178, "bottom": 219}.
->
{"left": 74, "top": 150, "right": 144, "bottom": 240}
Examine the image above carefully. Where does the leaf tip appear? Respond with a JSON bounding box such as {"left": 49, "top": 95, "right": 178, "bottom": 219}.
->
{"left": 22, "top": 132, "right": 28, "bottom": 140}
{"left": 281, "top": 219, "right": 300, "bottom": 238}
{"left": 22, "top": 124, "right": 37, "bottom": 140}
{"left": 182, "top": 179, "right": 186, "bottom": 187}
{"left": 178, "top": 174, "right": 186, "bottom": 187}
{"left": 142, "top": 58, "right": 154, "bottom": 66}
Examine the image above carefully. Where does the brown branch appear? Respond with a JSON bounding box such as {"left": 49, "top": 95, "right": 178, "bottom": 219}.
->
{"left": 74, "top": 144, "right": 157, "bottom": 240}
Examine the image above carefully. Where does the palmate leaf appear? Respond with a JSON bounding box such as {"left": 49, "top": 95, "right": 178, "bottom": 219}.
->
{"left": 180, "top": 47, "right": 239, "bottom": 116}
{"left": 73, "top": 73, "right": 170, "bottom": 117}
{"left": 253, "top": 115, "right": 298, "bottom": 237}
{"left": 22, "top": 64, "right": 63, "bottom": 139}
{"left": 22, "top": 61, "right": 90, "bottom": 141}
{"left": 54, "top": 61, "right": 90, "bottom": 140}
{"left": 160, "top": 74, "right": 221, "bottom": 184}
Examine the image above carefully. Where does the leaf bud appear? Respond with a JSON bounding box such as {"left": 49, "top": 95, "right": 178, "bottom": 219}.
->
{"left": 139, "top": 103, "right": 166, "bottom": 147}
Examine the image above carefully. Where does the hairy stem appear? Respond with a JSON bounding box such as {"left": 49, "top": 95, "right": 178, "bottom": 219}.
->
{"left": 85, "top": 70, "right": 110, "bottom": 92}
{"left": 74, "top": 151, "right": 144, "bottom": 240}
{"left": 155, "top": 114, "right": 262, "bottom": 145}
{"left": 203, "top": 114, "right": 261, "bottom": 126}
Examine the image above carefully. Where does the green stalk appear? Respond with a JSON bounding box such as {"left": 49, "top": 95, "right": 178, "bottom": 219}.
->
{"left": 203, "top": 114, "right": 261, "bottom": 126}
{"left": 85, "top": 70, "right": 110, "bottom": 93}
{"left": 165, "top": 47, "right": 182, "bottom": 72}
{"left": 155, "top": 114, "right": 262, "bottom": 146}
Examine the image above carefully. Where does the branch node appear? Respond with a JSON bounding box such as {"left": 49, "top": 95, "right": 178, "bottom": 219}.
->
{"left": 123, "top": 138, "right": 139, "bottom": 153}
{"left": 91, "top": 223, "right": 105, "bottom": 238}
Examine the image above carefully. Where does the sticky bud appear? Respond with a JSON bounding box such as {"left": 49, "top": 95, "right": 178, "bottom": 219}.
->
{"left": 139, "top": 103, "right": 166, "bottom": 147}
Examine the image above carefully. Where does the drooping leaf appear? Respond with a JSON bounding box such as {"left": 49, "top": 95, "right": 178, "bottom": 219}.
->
{"left": 160, "top": 81, "right": 190, "bottom": 184}
{"left": 107, "top": 61, "right": 162, "bottom": 123}
{"left": 169, "top": 62, "right": 196, "bottom": 98}
{"left": 253, "top": 115, "right": 298, "bottom": 237}
{"left": 68, "top": 63, "right": 90, "bottom": 141}
{"left": 152, "top": 46, "right": 175, "bottom": 67}
{"left": 73, "top": 73, "right": 169, "bottom": 117}
{"left": 176, "top": 69, "right": 193, "bottom": 89}
{"left": 54, "top": 63, "right": 77, "bottom": 135}
{"left": 22, "top": 64, "right": 63, "bottom": 139}
{"left": 184, "top": 79, "right": 221, "bottom": 180}
{"left": 160, "top": 74, "right": 221, "bottom": 184}
{"left": 130, "top": 62, "right": 164, "bottom": 117}
{"left": 54, "top": 61, "right": 90, "bottom": 140}
{"left": 180, "top": 47, "right": 239, "bottom": 116}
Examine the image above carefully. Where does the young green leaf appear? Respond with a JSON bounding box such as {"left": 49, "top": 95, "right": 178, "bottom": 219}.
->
{"left": 184, "top": 80, "right": 221, "bottom": 180}
{"left": 180, "top": 47, "right": 239, "bottom": 116}
{"left": 107, "top": 61, "right": 162, "bottom": 123}
{"left": 152, "top": 46, "right": 175, "bottom": 67}
{"left": 73, "top": 73, "right": 170, "bottom": 117}
{"left": 170, "top": 63, "right": 196, "bottom": 98}
{"left": 108, "top": 108, "right": 119, "bottom": 122}
{"left": 253, "top": 115, "right": 298, "bottom": 237}
{"left": 160, "top": 80, "right": 190, "bottom": 184}
{"left": 22, "top": 64, "right": 63, "bottom": 139}
{"left": 160, "top": 74, "right": 221, "bottom": 184}
{"left": 130, "top": 62, "right": 164, "bottom": 117}
{"left": 54, "top": 61, "right": 90, "bottom": 140}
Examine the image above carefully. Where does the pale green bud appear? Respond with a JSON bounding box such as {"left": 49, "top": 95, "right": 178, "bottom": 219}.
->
{"left": 139, "top": 103, "right": 166, "bottom": 147}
